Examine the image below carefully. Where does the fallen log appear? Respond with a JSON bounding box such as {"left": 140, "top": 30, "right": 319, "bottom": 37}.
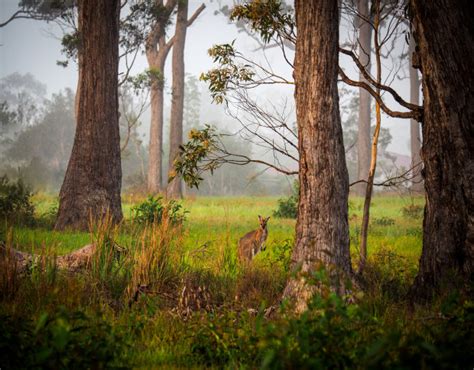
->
{"left": 0, "top": 243, "right": 97, "bottom": 273}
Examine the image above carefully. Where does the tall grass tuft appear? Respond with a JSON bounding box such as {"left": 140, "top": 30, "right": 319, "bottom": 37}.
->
{"left": 89, "top": 212, "right": 121, "bottom": 286}
{"left": 29, "top": 244, "right": 58, "bottom": 299}
{"left": 215, "top": 228, "right": 239, "bottom": 279}
{"left": 0, "top": 229, "right": 21, "bottom": 300}
{"left": 125, "top": 213, "right": 185, "bottom": 308}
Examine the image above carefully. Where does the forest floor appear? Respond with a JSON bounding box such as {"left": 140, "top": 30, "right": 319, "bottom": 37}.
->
{"left": 1, "top": 194, "right": 472, "bottom": 369}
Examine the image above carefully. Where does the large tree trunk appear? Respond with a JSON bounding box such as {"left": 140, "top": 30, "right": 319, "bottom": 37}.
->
{"left": 410, "top": 0, "right": 474, "bottom": 298}
{"left": 55, "top": 0, "right": 122, "bottom": 230}
{"left": 282, "top": 0, "right": 352, "bottom": 312}
{"left": 167, "top": 0, "right": 188, "bottom": 198}
{"left": 409, "top": 33, "right": 423, "bottom": 193}
{"left": 355, "top": 0, "right": 372, "bottom": 196}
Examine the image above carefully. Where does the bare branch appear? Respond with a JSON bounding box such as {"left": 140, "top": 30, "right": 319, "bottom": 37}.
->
{"left": 338, "top": 67, "right": 422, "bottom": 120}
{"left": 187, "top": 3, "right": 206, "bottom": 27}
{"left": 339, "top": 47, "right": 421, "bottom": 112}
{"left": 350, "top": 162, "right": 423, "bottom": 188}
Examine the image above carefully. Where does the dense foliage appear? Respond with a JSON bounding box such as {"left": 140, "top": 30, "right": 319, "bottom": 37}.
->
{"left": 0, "top": 309, "right": 128, "bottom": 369}
{"left": 273, "top": 181, "right": 298, "bottom": 219}
{"left": 189, "top": 278, "right": 474, "bottom": 369}
{"left": 131, "top": 195, "right": 188, "bottom": 225}
{"left": 0, "top": 176, "right": 35, "bottom": 226}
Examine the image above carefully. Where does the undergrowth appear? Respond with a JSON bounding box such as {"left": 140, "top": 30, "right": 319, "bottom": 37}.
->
{"left": 1, "top": 193, "right": 471, "bottom": 369}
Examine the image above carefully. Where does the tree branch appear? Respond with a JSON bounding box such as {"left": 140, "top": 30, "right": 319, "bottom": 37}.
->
{"left": 187, "top": 3, "right": 206, "bottom": 27}
{"left": 339, "top": 47, "right": 421, "bottom": 112}
{"left": 349, "top": 162, "right": 423, "bottom": 188}
{"left": 338, "top": 67, "right": 422, "bottom": 120}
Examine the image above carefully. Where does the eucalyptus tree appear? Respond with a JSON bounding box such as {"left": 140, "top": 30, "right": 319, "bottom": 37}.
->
{"left": 281, "top": 0, "right": 351, "bottom": 311}
{"left": 55, "top": 0, "right": 122, "bottom": 230}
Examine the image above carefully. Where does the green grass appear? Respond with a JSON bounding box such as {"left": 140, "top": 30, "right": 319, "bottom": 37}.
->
{"left": 15, "top": 194, "right": 423, "bottom": 263}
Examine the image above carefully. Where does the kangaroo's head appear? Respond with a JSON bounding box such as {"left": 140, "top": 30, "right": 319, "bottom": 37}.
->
{"left": 258, "top": 215, "right": 270, "bottom": 231}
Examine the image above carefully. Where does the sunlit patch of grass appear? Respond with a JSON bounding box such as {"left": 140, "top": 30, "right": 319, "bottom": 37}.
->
{"left": 12, "top": 227, "right": 90, "bottom": 255}
{"left": 14, "top": 194, "right": 424, "bottom": 265}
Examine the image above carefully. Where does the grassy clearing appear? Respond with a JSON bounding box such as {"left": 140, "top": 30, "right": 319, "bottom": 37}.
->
{"left": 16, "top": 194, "right": 423, "bottom": 264}
{"left": 2, "top": 193, "right": 471, "bottom": 369}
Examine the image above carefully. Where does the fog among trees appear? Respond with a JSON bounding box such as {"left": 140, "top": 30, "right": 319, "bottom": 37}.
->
{"left": 1, "top": 0, "right": 420, "bottom": 198}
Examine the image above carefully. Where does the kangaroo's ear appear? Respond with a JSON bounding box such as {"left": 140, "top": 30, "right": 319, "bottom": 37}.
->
{"left": 258, "top": 215, "right": 262, "bottom": 222}
{"left": 266, "top": 216, "right": 271, "bottom": 222}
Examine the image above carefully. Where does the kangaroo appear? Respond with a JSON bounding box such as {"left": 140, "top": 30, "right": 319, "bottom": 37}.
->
{"left": 238, "top": 215, "right": 270, "bottom": 263}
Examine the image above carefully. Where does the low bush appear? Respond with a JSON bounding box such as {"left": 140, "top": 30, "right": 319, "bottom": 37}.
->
{"left": 131, "top": 195, "right": 188, "bottom": 225}
{"left": 189, "top": 310, "right": 260, "bottom": 367}
{"left": 265, "top": 238, "right": 293, "bottom": 273}
{"left": 0, "top": 308, "right": 128, "bottom": 369}
{"left": 0, "top": 176, "right": 35, "bottom": 226}
{"left": 273, "top": 181, "right": 299, "bottom": 219}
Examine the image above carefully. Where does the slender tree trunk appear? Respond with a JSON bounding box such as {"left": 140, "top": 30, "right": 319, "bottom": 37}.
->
{"left": 355, "top": 0, "right": 372, "bottom": 196}
{"left": 133, "top": 135, "right": 146, "bottom": 183}
{"left": 145, "top": 1, "right": 178, "bottom": 194}
{"left": 167, "top": 0, "right": 188, "bottom": 198}
{"left": 410, "top": 0, "right": 474, "bottom": 298}
{"left": 147, "top": 51, "right": 166, "bottom": 194}
{"left": 409, "top": 33, "right": 423, "bottom": 193}
{"left": 282, "top": 0, "right": 351, "bottom": 312}
{"left": 359, "top": 0, "right": 382, "bottom": 274}
{"left": 55, "top": 0, "right": 122, "bottom": 230}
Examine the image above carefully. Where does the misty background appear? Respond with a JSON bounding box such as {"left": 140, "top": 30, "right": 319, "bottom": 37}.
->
{"left": 0, "top": 0, "right": 416, "bottom": 195}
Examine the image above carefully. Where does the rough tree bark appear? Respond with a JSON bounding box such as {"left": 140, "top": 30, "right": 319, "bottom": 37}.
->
{"left": 55, "top": 0, "right": 122, "bottom": 230}
{"left": 410, "top": 0, "right": 474, "bottom": 297}
{"left": 355, "top": 0, "right": 372, "bottom": 196}
{"left": 167, "top": 0, "right": 188, "bottom": 198}
{"left": 282, "top": 0, "right": 352, "bottom": 312}
{"left": 409, "top": 33, "right": 423, "bottom": 193}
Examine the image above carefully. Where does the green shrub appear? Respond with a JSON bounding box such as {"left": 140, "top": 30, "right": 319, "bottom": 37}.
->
{"left": 0, "top": 309, "right": 129, "bottom": 369}
{"left": 363, "top": 249, "right": 417, "bottom": 301}
{"left": 363, "top": 295, "right": 474, "bottom": 370}
{"left": 266, "top": 238, "right": 293, "bottom": 273}
{"left": 189, "top": 311, "right": 260, "bottom": 367}
{"left": 188, "top": 264, "right": 474, "bottom": 370}
{"left": 131, "top": 195, "right": 188, "bottom": 225}
{"left": 259, "top": 291, "right": 371, "bottom": 369}
{"left": 36, "top": 203, "right": 58, "bottom": 228}
{"left": 273, "top": 181, "right": 299, "bottom": 219}
{"left": 0, "top": 176, "right": 35, "bottom": 226}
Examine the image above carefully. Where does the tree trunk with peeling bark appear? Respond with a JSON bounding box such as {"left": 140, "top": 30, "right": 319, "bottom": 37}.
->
{"left": 145, "top": 0, "right": 178, "bottom": 194}
{"left": 167, "top": 0, "right": 188, "bottom": 198}
{"left": 355, "top": 0, "right": 372, "bottom": 197}
{"left": 409, "top": 34, "right": 423, "bottom": 193}
{"left": 147, "top": 41, "right": 170, "bottom": 194}
{"left": 282, "top": 0, "right": 352, "bottom": 312}
{"left": 55, "top": 0, "right": 122, "bottom": 230}
{"left": 410, "top": 0, "right": 474, "bottom": 298}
